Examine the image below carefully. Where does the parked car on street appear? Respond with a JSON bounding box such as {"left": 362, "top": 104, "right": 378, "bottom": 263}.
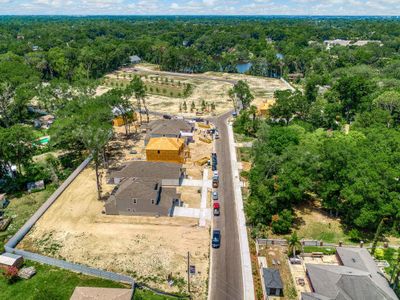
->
{"left": 215, "top": 131, "right": 220, "bottom": 139}
{"left": 212, "top": 191, "right": 219, "bottom": 201}
{"left": 213, "top": 202, "right": 220, "bottom": 216}
{"left": 212, "top": 230, "right": 221, "bottom": 248}
{"left": 212, "top": 164, "right": 217, "bottom": 172}
{"left": 212, "top": 175, "right": 219, "bottom": 188}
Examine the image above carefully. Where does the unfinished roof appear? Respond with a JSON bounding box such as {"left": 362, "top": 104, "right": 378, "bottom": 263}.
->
{"left": 147, "top": 119, "right": 193, "bottom": 136}
{"left": 146, "top": 137, "right": 184, "bottom": 151}
{"left": 263, "top": 268, "right": 283, "bottom": 289}
{"left": 109, "top": 161, "right": 183, "bottom": 181}
{"left": 70, "top": 287, "right": 133, "bottom": 300}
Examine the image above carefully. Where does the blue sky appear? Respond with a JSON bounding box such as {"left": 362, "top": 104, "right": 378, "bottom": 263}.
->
{"left": 0, "top": 0, "right": 399, "bottom": 16}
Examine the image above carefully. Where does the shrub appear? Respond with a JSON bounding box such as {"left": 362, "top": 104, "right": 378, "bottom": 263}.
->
{"left": 271, "top": 209, "right": 293, "bottom": 234}
{"left": 4, "top": 266, "right": 19, "bottom": 284}
{"left": 348, "top": 228, "right": 362, "bottom": 242}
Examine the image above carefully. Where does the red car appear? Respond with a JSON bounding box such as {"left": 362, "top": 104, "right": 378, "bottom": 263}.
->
{"left": 213, "top": 202, "right": 220, "bottom": 216}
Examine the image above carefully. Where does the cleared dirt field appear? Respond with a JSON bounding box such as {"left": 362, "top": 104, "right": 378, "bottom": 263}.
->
{"left": 97, "top": 64, "right": 289, "bottom": 117}
{"left": 19, "top": 167, "right": 210, "bottom": 299}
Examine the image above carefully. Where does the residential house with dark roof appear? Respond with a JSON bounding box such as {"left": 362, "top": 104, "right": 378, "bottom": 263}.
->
{"left": 303, "top": 247, "right": 398, "bottom": 300}
{"left": 108, "top": 161, "right": 184, "bottom": 185}
{"left": 105, "top": 178, "right": 179, "bottom": 216}
{"left": 144, "top": 119, "right": 194, "bottom": 145}
{"left": 105, "top": 161, "right": 184, "bottom": 217}
{"left": 262, "top": 268, "right": 283, "bottom": 297}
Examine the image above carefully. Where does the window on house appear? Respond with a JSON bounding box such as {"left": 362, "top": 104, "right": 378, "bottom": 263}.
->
{"left": 133, "top": 198, "right": 137, "bottom": 204}
{"left": 157, "top": 150, "right": 160, "bottom": 154}
{"left": 151, "top": 199, "right": 155, "bottom": 204}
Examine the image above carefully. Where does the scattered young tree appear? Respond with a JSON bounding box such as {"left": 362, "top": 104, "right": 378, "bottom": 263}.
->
{"left": 287, "top": 231, "right": 302, "bottom": 258}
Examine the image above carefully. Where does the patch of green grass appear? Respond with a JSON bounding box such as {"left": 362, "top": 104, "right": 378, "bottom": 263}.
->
{"left": 238, "top": 147, "right": 252, "bottom": 162}
{"left": 134, "top": 288, "right": 183, "bottom": 300}
{"left": 234, "top": 133, "right": 255, "bottom": 143}
{"left": 303, "top": 246, "right": 336, "bottom": 255}
{"left": 0, "top": 260, "right": 128, "bottom": 300}
{"left": 0, "top": 187, "right": 55, "bottom": 251}
{"left": 296, "top": 221, "right": 352, "bottom": 244}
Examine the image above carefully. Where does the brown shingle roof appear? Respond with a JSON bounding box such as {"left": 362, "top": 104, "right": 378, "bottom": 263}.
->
{"left": 70, "top": 287, "right": 133, "bottom": 300}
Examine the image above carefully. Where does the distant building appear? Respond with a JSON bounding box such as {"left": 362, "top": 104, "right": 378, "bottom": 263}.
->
{"left": 146, "top": 137, "right": 186, "bottom": 164}
{"left": 145, "top": 119, "right": 194, "bottom": 145}
{"left": 324, "top": 39, "right": 383, "bottom": 50}
{"left": 70, "top": 287, "right": 133, "bottom": 300}
{"left": 262, "top": 268, "right": 283, "bottom": 297}
{"left": 0, "top": 253, "right": 24, "bottom": 269}
{"left": 303, "top": 247, "right": 398, "bottom": 300}
{"left": 129, "top": 55, "right": 141, "bottom": 64}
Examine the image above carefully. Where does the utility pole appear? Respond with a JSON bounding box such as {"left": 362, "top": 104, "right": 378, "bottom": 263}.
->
{"left": 187, "top": 251, "right": 191, "bottom": 296}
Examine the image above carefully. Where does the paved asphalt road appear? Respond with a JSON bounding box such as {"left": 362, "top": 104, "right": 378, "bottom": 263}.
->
{"left": 209, "top": 112, "right": 243, "bottom": 300}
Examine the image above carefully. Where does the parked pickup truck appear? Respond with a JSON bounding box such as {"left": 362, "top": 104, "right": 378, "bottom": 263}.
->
{"left": 212, "top": 175, "right": 219, "bottom": 188}
{"left": 213, "top": 203, "right": 220, "bottom": 216}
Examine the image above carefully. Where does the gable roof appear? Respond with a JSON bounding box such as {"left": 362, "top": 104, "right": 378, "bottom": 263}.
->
{"left": 109, "top": 161, "right": 183, "bottom": 181}
{"left": 146, "top": 137, "right": 184, "bottom": 151}
{"left": 263, "top": 268, "right": 283, "bottom": 289}
{"left": 305, "top": 248, "right": 398, "bottom": 300}
{"left": 70, "top": 287, "right": 133, "bottom": 300}
{"left": 105, "top": 178, "right": 179, "bottom": 216}
{"left": 147, "top": 119, "right": 193, "bottom": 136}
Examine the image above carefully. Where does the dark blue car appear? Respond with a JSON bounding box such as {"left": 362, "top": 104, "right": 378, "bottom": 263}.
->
{"left": 212, "top": 230, "right": 221, "bottom": 248}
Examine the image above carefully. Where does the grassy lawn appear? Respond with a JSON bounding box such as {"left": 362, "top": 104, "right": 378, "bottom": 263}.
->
{"left": 0, "top": 260, "right": 128, "bottom": 300}
{"left": 234, "top": 133, "right": 255, "bottom": 143}
{"left": 303, "top": 245, "right": 336, "bottom": 255}
{"left": 134, "top": 288, "right": 181, "bottom": 300}
{"left": 0, "top": 187, "right": 56, "bottom": 251}
{"left": 237, "top": 147, "right": 252, "bottom": 163}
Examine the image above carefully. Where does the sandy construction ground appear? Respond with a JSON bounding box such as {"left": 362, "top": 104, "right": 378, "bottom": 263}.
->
{"left": 98, "top": 64, "right": 289, "bottom": 117}
{"left": 19, "top": 166, "right": 210, "bottom": 299}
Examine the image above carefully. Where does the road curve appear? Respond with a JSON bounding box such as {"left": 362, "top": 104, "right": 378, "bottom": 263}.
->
{"left": 209, "top": 111, "right": 243, "bottom": 300}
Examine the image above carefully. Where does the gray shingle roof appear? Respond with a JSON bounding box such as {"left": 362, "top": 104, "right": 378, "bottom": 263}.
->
{"left": 109, "top": 161, "right": 183, "bottom": 182}
{"left": 105, "top": 178, "right": 179, "bottom": 216}
{"left": 263, "top": 268, "right": 283, "bottom": 289}
{"left": 305, "top": 247, "right": 398, "bottom": 300}
{"left": 147, "top": 119, "right": 194, "bottom": 136}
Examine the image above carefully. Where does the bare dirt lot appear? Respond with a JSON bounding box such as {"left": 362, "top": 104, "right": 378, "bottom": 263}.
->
{"left": 98, "top": 64, "right": 289, "bottom": 117}
{"left": 19, "top": 166, "right": 210, "bottom": 299}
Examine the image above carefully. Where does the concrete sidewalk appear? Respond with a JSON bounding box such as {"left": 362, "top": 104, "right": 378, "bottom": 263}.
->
{"left": 199, "top": 168, "right": 209, "bottom": 227}
{"left": 181, "top": 179, "right": 212, "bottom": 188}
{"left": 174, "top": 207, "right": 211, "bottom": 219}
{"left": 227, "top": 120, "right": 255, "bottom": 300}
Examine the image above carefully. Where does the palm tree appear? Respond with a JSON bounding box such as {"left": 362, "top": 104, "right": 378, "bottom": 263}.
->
{"left": 287, "top": 231, "right": 302, "bottom": 258}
